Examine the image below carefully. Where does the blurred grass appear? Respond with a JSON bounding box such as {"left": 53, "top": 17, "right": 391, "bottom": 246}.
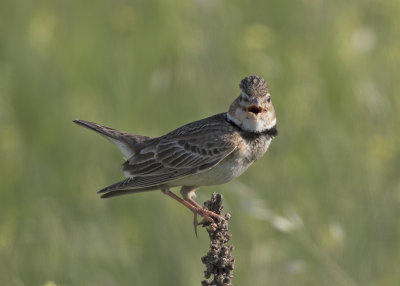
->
{"left": 1, "top": 0, "right": 400, "bottom": 285}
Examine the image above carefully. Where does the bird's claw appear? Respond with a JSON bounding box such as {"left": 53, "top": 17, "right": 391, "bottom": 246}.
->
{"left": 193, "top": 213, "right": 198, "bottom": 238}
{"left": 192, "top": 207, "right": 225, "bottom": 236}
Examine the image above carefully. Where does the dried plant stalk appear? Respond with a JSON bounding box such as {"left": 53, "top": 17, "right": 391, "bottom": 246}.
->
{"left": 201, "top": 193, "right": 235, "bottom": 286}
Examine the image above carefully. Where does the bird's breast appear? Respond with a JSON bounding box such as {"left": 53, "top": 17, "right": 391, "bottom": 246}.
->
{"left": 170, "top": 137, "right": 272, "bottom": 187}
{"left": 170, "top": 154, "right": 250, "bottom": 186}
{"left": 169, "top": 132, "right": 273, "bottom": 187}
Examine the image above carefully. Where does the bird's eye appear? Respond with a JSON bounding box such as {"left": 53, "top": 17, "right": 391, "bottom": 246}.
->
{"left": 267, "top": 95, "right": 271, "bottom": 103}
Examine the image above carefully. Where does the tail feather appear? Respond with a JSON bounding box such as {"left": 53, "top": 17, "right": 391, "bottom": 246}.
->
{"left": 100, "top": 188, "right": 159, "bottom": 198}
{"left": 73, "top": 119, "right": 150, "bottom": 158}
{"left": 98, "top": 177, "right": 161, "bottom": 198}
{"left": 97, "top": 177, "right": 134, "bottom": 194}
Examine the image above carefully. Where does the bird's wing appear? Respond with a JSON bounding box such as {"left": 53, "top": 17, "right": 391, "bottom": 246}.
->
{"left": 121, "top": 134, "right": 237, "bottom": 186}
{"left": 99, "top": 115, "right": 239, "bottom": 194}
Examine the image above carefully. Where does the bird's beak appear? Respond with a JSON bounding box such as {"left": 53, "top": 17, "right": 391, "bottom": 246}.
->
{"left": 251, "top": 98, "right": 260, "bottom": 106}
{"left": 246, "top": 98, "right": 263, "bottom": 116}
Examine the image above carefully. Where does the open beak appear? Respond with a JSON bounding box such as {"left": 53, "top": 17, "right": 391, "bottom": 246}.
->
{"left": 246, "top": 105, "right": 263, "bottom": 115}
{"left": 247, "top": 98, "right": 263, "bottom": 116}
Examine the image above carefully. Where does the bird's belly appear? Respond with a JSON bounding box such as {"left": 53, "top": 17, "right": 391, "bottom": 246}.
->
{"left": 170, "top": 156, "right": 251, "bottom": 187}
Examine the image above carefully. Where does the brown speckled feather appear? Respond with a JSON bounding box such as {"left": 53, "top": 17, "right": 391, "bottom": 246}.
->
{"left": 97, "top": 114, "right": 239, "bottom": 194}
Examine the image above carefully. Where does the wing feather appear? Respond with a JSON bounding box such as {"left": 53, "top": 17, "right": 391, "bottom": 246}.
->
{"left": 103, "top": 113, "right": 238, "bottom": 194}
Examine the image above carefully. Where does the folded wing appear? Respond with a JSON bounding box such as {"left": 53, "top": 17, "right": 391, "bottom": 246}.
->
{"left": 99, "top": 116, "right": 238, "bottom": 197}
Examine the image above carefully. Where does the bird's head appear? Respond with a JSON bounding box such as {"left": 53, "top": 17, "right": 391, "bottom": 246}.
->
{"left": 227, "top": 76, "right": 276, "bottom": 133}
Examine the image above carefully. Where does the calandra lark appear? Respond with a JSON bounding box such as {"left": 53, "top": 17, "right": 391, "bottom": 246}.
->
{"left": 74, "top": 75, "right": 277, "bottom": 231}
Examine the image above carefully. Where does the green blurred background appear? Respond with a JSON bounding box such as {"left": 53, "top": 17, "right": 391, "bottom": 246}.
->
{"left": 1, "top": 0, "right": 399, "bottom": 285}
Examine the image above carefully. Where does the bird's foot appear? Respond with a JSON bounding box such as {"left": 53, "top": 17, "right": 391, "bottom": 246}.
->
{"left": 161, "top": 188, "right": 224, "bottom": 236}
{"left": 186, "top": 197, "right": 224, "bottom": 222}
{"left": 192, "top": 207, "right": 224, "bottom": 237}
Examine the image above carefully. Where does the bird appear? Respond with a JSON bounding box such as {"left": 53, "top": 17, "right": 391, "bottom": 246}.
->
{"left": 73, "top": 75, "right": 277, "bottom": 233}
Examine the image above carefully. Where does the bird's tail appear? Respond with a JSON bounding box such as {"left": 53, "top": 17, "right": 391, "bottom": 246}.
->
{"left": 73, "top": 119, "right": 151, "bottom": 159}
{"left": 97, "top": 177, "right": 162, "bottom": 198}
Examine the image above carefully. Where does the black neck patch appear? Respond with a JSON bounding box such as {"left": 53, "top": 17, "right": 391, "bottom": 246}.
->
{"left": 225, "top": 114, "right": 278, "bottom": 139}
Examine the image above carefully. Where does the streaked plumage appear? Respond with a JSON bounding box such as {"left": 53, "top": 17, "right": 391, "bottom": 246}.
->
{"left": 74, "top": 75, "right": 277, "bottom": 230}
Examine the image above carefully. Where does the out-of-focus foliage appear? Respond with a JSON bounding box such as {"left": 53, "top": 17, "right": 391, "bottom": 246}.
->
{"left": 1, "top": 0, "right": 399, "bottom": 285}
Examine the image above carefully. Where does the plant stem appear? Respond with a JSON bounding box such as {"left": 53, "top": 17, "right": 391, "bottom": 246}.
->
{"left": 201, "top": 193, "right": 235, "bottom": 286}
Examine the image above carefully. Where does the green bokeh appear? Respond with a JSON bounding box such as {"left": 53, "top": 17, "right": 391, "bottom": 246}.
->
{"left": 1, "top": 0, "right": 399, "bottom": 285}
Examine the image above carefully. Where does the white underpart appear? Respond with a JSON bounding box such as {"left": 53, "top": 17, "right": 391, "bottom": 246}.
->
{"left": 227, "top": 111, "right": 276, "bottom": 133}
{"left": 124, "top": 170, "right": 132, "bottom": 178}
{"left": 106, "top": 137, "right": 135, "bottom": 159}
{"left": 265, "top": 117, "right": 277, "bottom": 129}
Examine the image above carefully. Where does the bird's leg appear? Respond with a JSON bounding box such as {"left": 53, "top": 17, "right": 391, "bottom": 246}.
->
{"left": 161, "top": 188, "right": 213, "bottom": 236}
{"left": 180, "top": 186, "right": 225, "bottom": 222}
{"left": 185, "top": 197, "right": 225, "bottom": 222}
